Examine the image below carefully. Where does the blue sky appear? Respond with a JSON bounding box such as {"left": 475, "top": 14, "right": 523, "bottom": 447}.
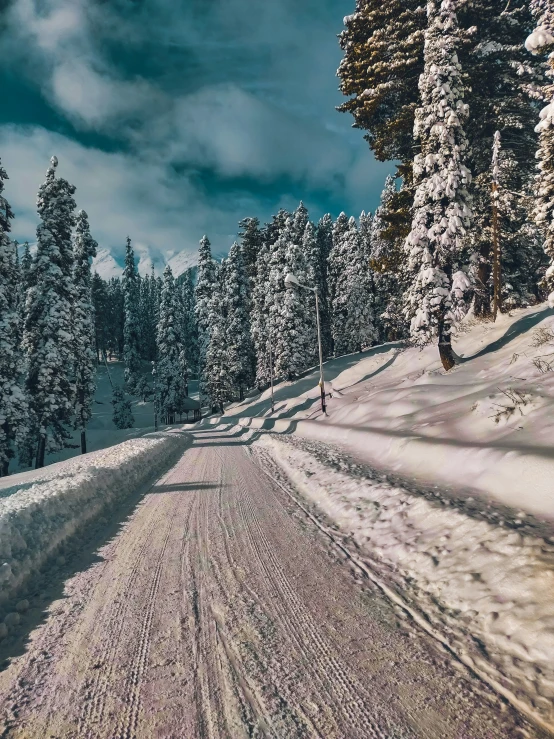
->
{"left": 1, "top": 0, "right": 392, "bottom": 273}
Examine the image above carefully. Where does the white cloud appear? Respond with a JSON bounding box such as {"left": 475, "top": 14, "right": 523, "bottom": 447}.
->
{"left": 0, "top": 125, "right": 261, "bottom": 271}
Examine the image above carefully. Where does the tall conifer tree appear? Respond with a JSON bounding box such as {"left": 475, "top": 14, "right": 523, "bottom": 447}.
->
{"left": 72, "top": 210, "right": 98, "bottom": 454}
{"left": 24, "top": 156, "right": 76, "bottom": 467}
{"left": 0, "top": 161, "right": 27, "bottom": 475}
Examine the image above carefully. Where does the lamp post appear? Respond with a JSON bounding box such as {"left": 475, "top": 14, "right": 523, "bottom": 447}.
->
{"left": 268, "top": 318, "right": 275, "bottom": 414}
{"left": 284, "top": 273, "right": 327, "bottom": 415}
{"left": 151, "top": 361, "right": 158, "bottom": 431}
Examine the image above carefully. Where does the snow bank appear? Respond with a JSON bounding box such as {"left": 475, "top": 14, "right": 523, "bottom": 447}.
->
{"left": 0, "top": 430, "right": 190, "bottom": 606}
{"left": 256, "top": 434, "right": 554, "bottom": 732}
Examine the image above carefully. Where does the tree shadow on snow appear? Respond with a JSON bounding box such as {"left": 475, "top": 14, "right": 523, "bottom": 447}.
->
{"left": 460, "top": 307, "right": 554, "bottom": 362}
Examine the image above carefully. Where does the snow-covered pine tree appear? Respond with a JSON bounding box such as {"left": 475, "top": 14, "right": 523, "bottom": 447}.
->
{"left": 404, "top": 0, "right": 473, "bottom": 371}
{"left": 0, "top": 160, "right": 27, "bottom": 475}
{"left": 238, "top": 216, "right": 263, "bottom": 288}
{"left": 72, "top": 210, "right": 98, "bottom": 454}
{"left": 91, "top": 273, "right": 109, "bottom": 363}
{"left": 156, "top": 265, "right": 184, "bottom": 424}
{"left": 195, "top": 235, "right": 218, "bottom": 404}
{"left": 139, "top": 269, "right": 158, "bottom": 362}
{"left": 370, "top": 176, "right": 409, "bottom": 342}
{"left": 274, "top": 222, "right": 313, "bottom": 380}
{"left": 327, "top": 212, "right": 351, "bottom": 352}
{"left": 315, "top": 214, "right": 333, "bottom": 357}
{"left": 527, "top": 1, "right": 554, "bottom": 302}
{"left": 331, "top": 217, "right": 375, "bottom": 355}
{"left": 107, "top": 277, "right": 125, "bottom": 359}
{"left": 465, "top": 0, "right": 542, "bottom": 316}
{"left": 303, "top": 221, "right": 323, "bottom": 361}
{"left": 250, "top": 210, "right": 290, "bottom": 388}
{"left": 180, "top": 268, "right": 198, "bottom": 375}
{"left": 23, "top": 156, "right": 77, "bottom": 467}
{"left": 21, "top": 241, "right": 32, "bottom": 291}
{"left": 122, "top": 237, "right": 141, "bottom": 392}
{"left": 204, "top": 280, "right": 232, "bottom": 414}
{"left": 112, "top": 385, "right": 134, "bottom": 429}
{"left": 225, "top": 242, "right": 255, "bottom": 400}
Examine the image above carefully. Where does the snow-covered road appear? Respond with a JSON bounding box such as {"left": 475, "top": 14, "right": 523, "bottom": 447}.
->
{"left": 0, "top": 428, "right": 541, "bottom": 738}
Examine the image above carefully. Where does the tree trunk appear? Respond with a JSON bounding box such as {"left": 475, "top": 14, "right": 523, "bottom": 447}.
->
{"left": 35, "top": 436, "right": 46, "bottom": 469}
{"left": 81, "top": 429, "right": 87, "bottom": 455}
{"left": 0, "top": 460, "right": 9, "bottom": 477}
{"left": 438, "top": 313, "right": 456, "bottom": 372}
{"left": 473, "top": 261, "right": 492, "bottom": 319}
{"left": 239, "top": 385, "right": 244, "bottom": 401}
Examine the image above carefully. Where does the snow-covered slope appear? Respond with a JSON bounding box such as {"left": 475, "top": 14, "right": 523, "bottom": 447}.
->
{"left": 225, "top": 303, "right": 554, "bottom": 517}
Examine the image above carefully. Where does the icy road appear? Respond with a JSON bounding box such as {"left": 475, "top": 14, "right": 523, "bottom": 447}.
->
{"left": 0, "top": 428, "right": 540, "bottom": 738}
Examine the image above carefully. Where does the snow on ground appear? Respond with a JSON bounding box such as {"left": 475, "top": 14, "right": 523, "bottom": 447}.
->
{"left": 0, "top": 429, "right": 191, "bottom": 615}
{"left": 222, "top": 303, "right": 554, "bottom": 520}
{"left": 13, "top": 361, "right": 199, "bottom": 473}
{"left": 253, "top": 432, "right": 554, "bottom": 731}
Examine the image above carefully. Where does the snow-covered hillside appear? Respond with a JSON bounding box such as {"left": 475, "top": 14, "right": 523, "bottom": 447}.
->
{"left": 223, "top": 302, "right": 554, "bottom": 516}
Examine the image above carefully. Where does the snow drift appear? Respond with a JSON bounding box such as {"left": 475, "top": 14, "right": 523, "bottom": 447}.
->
{"left": 0, "top": 429, "right": 190, "bottom": 607}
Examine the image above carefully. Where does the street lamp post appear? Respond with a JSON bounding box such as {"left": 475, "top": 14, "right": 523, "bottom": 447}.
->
{"left": 268, "top": 318, "right": 275, "bottom": 414}
{"left": 284, "top": 273, "right": 327, "bottom": 415}
{"left": 151, "top": 361, "right": 158, "bottom": 431}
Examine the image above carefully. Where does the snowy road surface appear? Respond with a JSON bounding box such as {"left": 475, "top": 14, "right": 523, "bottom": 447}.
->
{"left": 0, "top": 428, "right": 541, "bottom": 738}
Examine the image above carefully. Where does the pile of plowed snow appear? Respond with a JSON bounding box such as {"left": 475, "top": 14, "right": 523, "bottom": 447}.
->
{"left": 0, "top": 430, "right": 190, "bottom": 609}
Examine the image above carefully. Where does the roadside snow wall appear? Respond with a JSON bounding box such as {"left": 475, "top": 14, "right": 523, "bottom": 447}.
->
{"left": 0, "top": 429, "right": 190, "bottom": 606}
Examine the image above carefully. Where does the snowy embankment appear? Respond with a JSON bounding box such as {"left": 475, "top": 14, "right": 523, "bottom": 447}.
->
{"left": 0, "top": 429, "right": 190, "bottom": 609}
{"left": 253, "top": 433, "right": 554, "bottom": 733}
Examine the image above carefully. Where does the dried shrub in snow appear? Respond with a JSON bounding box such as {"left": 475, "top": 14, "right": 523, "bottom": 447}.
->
{"left": 489, "top": 387, "right": 531, "bottom": 423}
{"left": 531, "top": 326, "right": 554, "bottom": 347}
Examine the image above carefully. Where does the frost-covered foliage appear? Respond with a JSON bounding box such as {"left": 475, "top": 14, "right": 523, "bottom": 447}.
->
{"left": 0, "top": 160, "right": 27, "bottom": 475}
{"left": 195, "top": 235, "right": 218, "bottom": 402}
{"left": 404, "top": 0, "right": 473, "bottom": 369}
{"left": 204, "top": 280, "right": 232, "bottom": 413}
{"left": 274, "top": 220, "right": 313, "bottom": 380}
{"left": 527, "top": 0, "right": 554, "bottom": 302}
{"left": 331, "top": 217, "right": 375, "bottom": 356}
{"left": 111, "top": 385, "right": 134, "bottom": 429}
{"left": 370, "top": 176, "right": 409, "bottom": 342}
{"left": 24, "top": 156, "right": 77, "bottom": 463}
{"left": 72, "top": 210, "right": 98, "bottom": 440}
{"left": 122, "top": 237, "right": 141, "bottom": 392}
{"left": 156, "top": 266, "right": 186, "bottom": 423}
{"left": 238, "top": 216, "right": 263, "bottom": 287}
{"left": 314, "top": 214, "right": 333, "bottom": 358}
{"left": 180, "top": 269, "right": 198, "bottom": 374}
{"left": 224, "top": 242, "right": 254, "bottom": 399}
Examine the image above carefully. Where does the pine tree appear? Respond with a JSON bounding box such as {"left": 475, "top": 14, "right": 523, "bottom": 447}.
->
{"left": 315, "top": 214, "right": 333, "bottom": 357}
{"left": 156, "top": 266, "right": 183, "bottom": 424}
{"left": 23, "top": 156, "right": 77, "bottom": 467}
{"left": 331, "top": 217, "right": 375, "bottom": 355}
{"left": 274, "top": 221, "right": 313, "bottom": 380}
{"left": 527, "top": 1, "right": 554, "bottom": 301}
{"left": 0, "top": 161, "right": 27, "bottom": 475}
{"left": 404, "top": 0, "right": 473, "bottom": 371}
{"left": 238, "top": 216, "right": 263, "bottom": 287}
{"left": 251, "top": 239, "right": 272, "bottom": 388}
{"left": 370, "top": 176, "right": 409, "bottom": 342}
{"left": 204, "top": 280, "right": 232, "bottom": 414}
{"left": 107, "top": 277, "right": 125, "bottom": 360}
{"left": 195, "top": 235, "right": 218, "bottom": 404}
{"left": 122, "top": 237, "right": 141, "bottom": 392}
{"left": 21, "top": 241, "right": 32, "bottom": 291}
{"left": 466, "top": 0, "right": 542, "bottom": 316}
{"left": 225, "top": 242, "right": 254, "bottom": 399}
{"left": 91, "top": 272, "right": 109, "bottom": 362}
{"left": 180, "top": 269, "right": 198, "bottom": 375}
{"left": 112, "top": 385, "right": 134, "bottom": 429}
{"left": 72, "top": 210, "right": 98, "bottom": 454}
